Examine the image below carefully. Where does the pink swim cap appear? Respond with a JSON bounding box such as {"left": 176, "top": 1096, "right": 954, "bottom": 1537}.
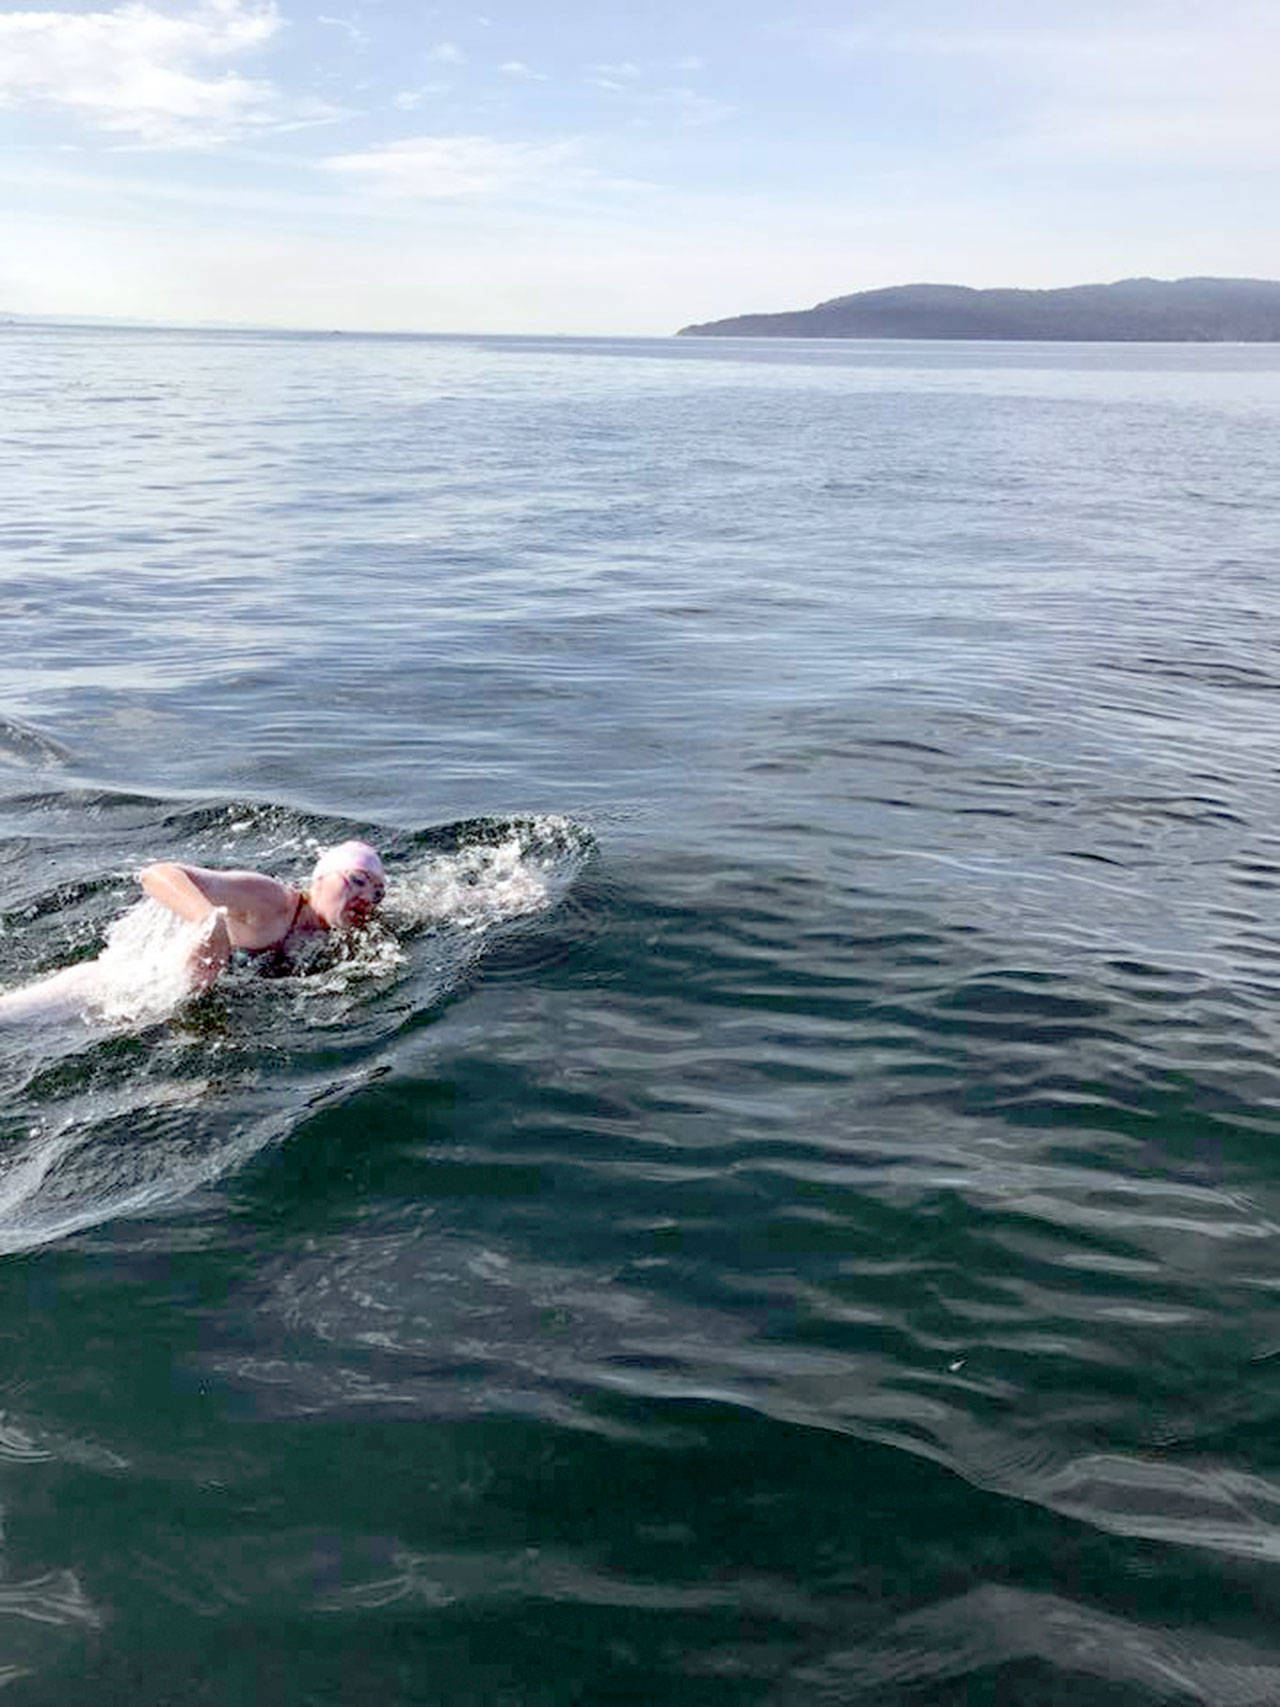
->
{"left": 311, "top": 840, "right": 385, "bottom": 884}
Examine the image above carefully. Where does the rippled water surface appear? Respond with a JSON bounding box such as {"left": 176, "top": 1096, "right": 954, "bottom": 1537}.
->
{"left": 3, "top": 324, "right": 1280, "bottom": 1703}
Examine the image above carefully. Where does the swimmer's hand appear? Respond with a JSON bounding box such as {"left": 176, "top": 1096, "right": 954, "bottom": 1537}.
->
{"left": 188, "top": 907, "right": 232, "bottom": 994}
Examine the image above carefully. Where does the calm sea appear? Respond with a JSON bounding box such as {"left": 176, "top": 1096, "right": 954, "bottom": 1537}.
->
{"left": 2, "top": 323, "right": 1280, "bottom": 1703}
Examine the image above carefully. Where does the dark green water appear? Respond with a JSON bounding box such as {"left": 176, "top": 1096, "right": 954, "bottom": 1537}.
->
{"left": 2, "top": 325, "right": 1280, "bottom": 1702}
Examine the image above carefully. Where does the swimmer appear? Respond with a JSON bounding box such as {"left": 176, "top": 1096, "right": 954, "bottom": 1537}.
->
{"left": 0, "top": 840, "right": 386, "bottom": 1026}
{"left": 139, "top": 840, "right": 387, "bottom": 991}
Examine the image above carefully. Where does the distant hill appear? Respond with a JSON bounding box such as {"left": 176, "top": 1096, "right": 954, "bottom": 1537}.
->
{"left": 677, "top": 278, "right": 1280, "bottom": 341}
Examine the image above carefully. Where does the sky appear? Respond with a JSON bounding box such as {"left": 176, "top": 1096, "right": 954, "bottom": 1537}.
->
{"left": 0, "top": 0, "right": 1276, "bottom": 335}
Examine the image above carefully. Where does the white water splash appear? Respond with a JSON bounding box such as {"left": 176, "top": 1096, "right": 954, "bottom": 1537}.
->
{"left": 297, "top": 817, "right": 590, "bottom": 1014}
{"left": 0, "top": 900, "right": 201, "bottom": 1030}
{"left": 389, "top": 816, "right": 588, "bottom": 936}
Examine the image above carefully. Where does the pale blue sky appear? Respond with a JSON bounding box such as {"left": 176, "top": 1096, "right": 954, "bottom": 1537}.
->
{"left": 1, "top": 0, "right": 1275, "bottom": 333}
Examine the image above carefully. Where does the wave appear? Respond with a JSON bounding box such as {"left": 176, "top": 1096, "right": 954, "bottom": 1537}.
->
{"left": 0, "top": 715, "right": 72, "bottom": 772}
{"left": 780, "top": 1583, "right": 1280, "bottom": 1704}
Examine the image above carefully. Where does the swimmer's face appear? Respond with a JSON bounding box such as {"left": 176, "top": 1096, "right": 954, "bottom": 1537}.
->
{"left": 309, "top": 844, "right": 386, "bottom": 930}
{"left": 337, "top": 865, "right": 385, "bottom": 926}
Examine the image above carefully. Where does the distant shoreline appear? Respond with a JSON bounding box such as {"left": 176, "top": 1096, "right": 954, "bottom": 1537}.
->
{"left": 678, "top": 277, "right": 1280, "bottom": 342}
{"left": 7, "top": 288, "right": 1280, "bottom": 346}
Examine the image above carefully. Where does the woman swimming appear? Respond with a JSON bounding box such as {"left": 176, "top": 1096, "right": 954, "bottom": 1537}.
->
{"left": 139, "top": 841, "right": 387, "bottom": 990}
{"left": 0, "top": 841, "right": 386, "bottom": 1023}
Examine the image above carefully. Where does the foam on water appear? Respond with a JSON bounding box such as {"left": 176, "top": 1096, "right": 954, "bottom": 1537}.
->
{"left": 0, "top": 900, "right": 199, "bottom": 1029}
{"left": 389, "top": 815, "right": 587, "bottom": 936}
{"left": 90, "top": 899, "right": 208, "bottom": 1024}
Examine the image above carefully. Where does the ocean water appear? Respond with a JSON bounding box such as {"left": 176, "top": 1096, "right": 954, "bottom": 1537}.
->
{"left": 2, "top": 324, "right": 1280, "bottom": 1703}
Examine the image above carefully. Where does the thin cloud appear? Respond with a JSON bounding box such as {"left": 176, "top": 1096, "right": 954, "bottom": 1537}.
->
{"left": 657, "top": 87, "right": 735, "bottom": 128}
{"left": 582, "top": 59, "right": 732, "bottom": 127}
{"left": 821, "top": 5, "right": 1280, "bottom": 167}
{"left": 392, "top": 83, "right": 450, "bottom": 111}
{"left": 991, "top": 18, "right": 1280, "bottom": 164}
{"left": 317, "top": 14, "right": 369, "bottom": 52}
{"left": 0, "top": 0, "right": 333, "bottom": 147}
{"left": 322, "top": 133, "right": 577, "bottom": 198}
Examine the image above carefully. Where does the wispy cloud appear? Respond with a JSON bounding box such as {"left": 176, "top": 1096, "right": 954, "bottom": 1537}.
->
{"left": 990, "top": 16, "right": 1280, "bottom": 164}
{"left": 655, "top": 87, "right": 735, "bottom": 129}
{"left": 581, "top": 59, "right": 732, "bottom": 127}
{"left": 0, "top": 0, "right": 334, "bottom": 147}
{"left": 820, "top": 4, "right": 1280, "bottom": 166}
{"left": 587, "top": 60, "right": 642, "bottom": 91}
{"left": 392, "top": 84, "right": 450, "bottom": 111}
{"left": 322, "top": 133, "right": 577, "bottom": 198}
{"left": 317, "top": 13, "right": 369, "bottom": 52}
{"left": 499, "top": 61, "right": 547, "bottom": 81}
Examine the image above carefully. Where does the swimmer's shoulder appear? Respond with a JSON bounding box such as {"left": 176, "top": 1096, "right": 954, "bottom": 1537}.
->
{"left": 193, "top": 871, "right": 302, "bottom": 951}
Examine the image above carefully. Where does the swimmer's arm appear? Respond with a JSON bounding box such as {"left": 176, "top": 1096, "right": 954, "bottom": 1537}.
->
{"left": 139, "top": 863, "right": 295, "bottom": 944}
